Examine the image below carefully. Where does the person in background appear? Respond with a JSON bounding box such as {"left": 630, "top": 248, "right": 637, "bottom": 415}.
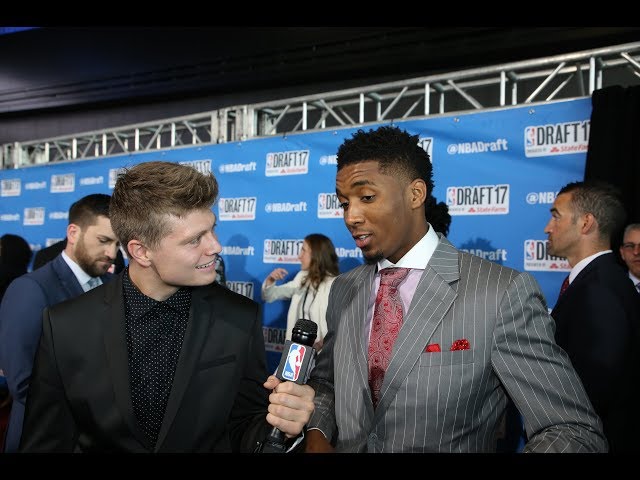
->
{"left": 304, "top": 126, "right": 605, "bottom": 453}
{"left": 0, "top": 234, "right": 32, "bottom": 302}
{"left": 213, "top": 254, "right": 227, "bottom": 287}
{"left": 545, "top": 181, "right": 640, "bottom": 452}
{"left": 262, "top": 233, "right": 339, "bottom": 351}
{"left": 33, "top": 238, "right": 126, "bottom": 274}
{"left": 19, "top": 161, "right": 314, "bottom": 452}
{"left": 0, "top": 193, "right": 119, "bottom": 452}
{"left": 619, "top": 223, "right": 640, "bottom": 293}
{"left": 0, "top": 233, "right": 33, "bottom": 451}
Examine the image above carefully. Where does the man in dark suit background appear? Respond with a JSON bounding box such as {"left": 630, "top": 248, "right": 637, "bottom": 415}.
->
{"left": 545, "top": 180, "right": 640, "bottom": 452}
{"left": 0, "top": 193, "right": 119, "bottom": 452}
{"left": 619, "top": 223, "right": 640, "bottom": 293}
{"left": 33, "top": 238, "right": 126, "bottom": 273}
{"left": 20, "top": 161, "right": 314, "bottom": 452}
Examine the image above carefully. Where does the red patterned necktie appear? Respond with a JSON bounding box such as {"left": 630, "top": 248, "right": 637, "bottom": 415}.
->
{"left": 368, "top": 267, "right": 410, "bottom": 408}
{"left": 558, "top": 275, "right": 570, "bottom": 301}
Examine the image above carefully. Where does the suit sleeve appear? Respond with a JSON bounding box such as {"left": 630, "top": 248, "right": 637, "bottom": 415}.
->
{"left": 0, "top": 277, "right": 50, "bottom": 424}
{"left": 261, "top": 271, "right": 302, "bottom": 303}
{"left": 19, "top": 308, "right": 78, "bottom": 452}
{"left": 306, "top": 279, "right": 338, "bottom": 441}
{"left": 491, "top": 271, "right": 607, "bottom": 453}
{"left": 226, "top": 301, "right": 272, "bottom": 452}
{"left": 563, "top": 282, "right": 631, "bottom": 419}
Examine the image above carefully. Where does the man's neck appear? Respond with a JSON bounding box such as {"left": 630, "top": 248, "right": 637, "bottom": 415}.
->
{"left": 128, "top": 264, "right": 178, "bottom": 301}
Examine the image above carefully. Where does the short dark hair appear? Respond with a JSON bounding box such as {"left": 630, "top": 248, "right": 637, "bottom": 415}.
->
{"left": 336, "top": 125, "right": 434, "bottom": 195}
{"left": 558, "top": 181, "right": 626, "bottom": 241}
{"left": 0, "top": 233, "right": 32, "bottom": 269}
{"left": 110, "top": 161, "right": 219, "bottom": 249}
{"left": 68, "top": 194, "right": 112, "bottom": 228}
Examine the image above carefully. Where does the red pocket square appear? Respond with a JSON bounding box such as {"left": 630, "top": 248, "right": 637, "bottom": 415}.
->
{"left": 450, "top": 339, "right": 470, "bottom": 351}
{"left": 425, "top": 343, "right": 441, "bottom": 352}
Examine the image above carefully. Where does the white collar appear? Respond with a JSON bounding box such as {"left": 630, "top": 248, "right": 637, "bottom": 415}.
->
{"left": 377, "top": 223, "right": 439, "bottom": 271}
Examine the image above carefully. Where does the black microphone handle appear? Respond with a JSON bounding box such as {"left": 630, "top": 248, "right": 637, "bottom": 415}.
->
{"left": 260, "top": 319, "right": 317, "bottom": 453}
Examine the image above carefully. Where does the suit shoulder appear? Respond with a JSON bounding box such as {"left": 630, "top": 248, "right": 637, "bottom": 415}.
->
{"left": 456, "top": 249, "right": 531, "bottom": 287}
{"left": 200, "top": 282, "right": 258, "bottom": 309}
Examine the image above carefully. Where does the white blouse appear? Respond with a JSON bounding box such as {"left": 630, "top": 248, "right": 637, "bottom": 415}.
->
{"left": 261, "top": 270, "right": 335, "bottom": 344}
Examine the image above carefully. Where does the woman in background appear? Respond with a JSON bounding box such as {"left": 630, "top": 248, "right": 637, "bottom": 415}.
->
{"left": 0, "top": 234, "right": 33, "bottom": 303}
{"left": 262, "top": 233, "right": 339, "bottom": 350}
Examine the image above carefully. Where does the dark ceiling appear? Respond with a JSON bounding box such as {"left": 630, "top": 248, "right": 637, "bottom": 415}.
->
{"left": 1, "top": 26, "right": 639, "bottom": 143}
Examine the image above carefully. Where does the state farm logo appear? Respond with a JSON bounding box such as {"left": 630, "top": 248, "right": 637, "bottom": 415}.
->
{"left": 1, "top": 178, "right": 21, "bottom": 197}
{"left": 179, "top": 159, "right": 212, "bottom": 174}
{"left": 317, "top": 193, "right": 343, "bottom": 219}
{"left": 524, "top": 120, "right": 589, "bottom": 157}
{"left": 265, "top": 150, "right": 309, "bottom": 176}
{"left": 263, "top": 239, "right": 304, "bottom": 264}
{"left": 227, "top": 281, "right": 254, "bottom": 300}
{"left": 23, "top": 207, "right": 45, "bottom": 226}
{"left": 218, "top": 197, "right": 256, "bottom": 221}
{"left": 446, "top": 184, "right": 509, "bottom": 215}
{"left": 523, "top": 240, "right": 570, "bottom": 271}
{"left": 50, "top": 174, "right": 75, "bottom": 193}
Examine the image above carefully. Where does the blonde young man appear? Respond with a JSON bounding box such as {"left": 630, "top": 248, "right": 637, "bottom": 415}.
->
{"left": 20, "top": 161, "right": 314, "bottom": 452}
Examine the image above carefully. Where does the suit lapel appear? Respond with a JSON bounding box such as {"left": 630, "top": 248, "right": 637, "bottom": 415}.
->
{"left": 52, "top": 254, "right": 84, "bottom": 298}
{"left": 155, "top": 285, "right": 211, "bottom": 450}
{"left": 101, "top": 273, "right": 149, "bottom": 447}
{"left": 344, "top": 265, "right": 377, "bottom": 419}
{"left": 374, "top": 236, "right": 459, "bottom": 418}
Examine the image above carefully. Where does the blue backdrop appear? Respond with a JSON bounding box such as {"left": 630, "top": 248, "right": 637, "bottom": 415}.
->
{"left": 0, "top": 98, "right": 590, "bottom": 371}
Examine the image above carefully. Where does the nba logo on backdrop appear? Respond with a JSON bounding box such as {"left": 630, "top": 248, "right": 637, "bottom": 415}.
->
{"left": 447, "top": 187, "right": 457, "bottom": 206}
{"left": 524, "top": 239, "right": 570, "bottom": 271}
{"left": 282, "top": 344, "right": 306, "bottom": 382}
{"left": 525, "top": 240, "right": 537, "bottom": 261}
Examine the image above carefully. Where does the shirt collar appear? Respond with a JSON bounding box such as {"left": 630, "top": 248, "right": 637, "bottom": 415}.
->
{"left": 61, "top": 250, "right": 94, "bottom": 286}
{"left": 377, "top": 223, "right": 439, "bottom": 271}
{"left": 122, "top": 268, "right": 192, "bottom": 320}
{"left": 569, "top": 250, "right": 612, "bottom": 283}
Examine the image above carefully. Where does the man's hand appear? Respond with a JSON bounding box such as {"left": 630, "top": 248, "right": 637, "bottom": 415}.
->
{"left": 305, "top": 429, "right": 334, "bottom": 452}
{"left": 263, "top": 375, "right": 314, "bottom": 438}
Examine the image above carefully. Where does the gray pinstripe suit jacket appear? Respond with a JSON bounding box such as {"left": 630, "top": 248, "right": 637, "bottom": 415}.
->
{"left": 307, "top": 235, "right": 606, "bottom": 452}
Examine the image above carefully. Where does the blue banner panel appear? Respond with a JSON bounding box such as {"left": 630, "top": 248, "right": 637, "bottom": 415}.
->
{"left": 0, "top": 98, "right": 590, "bottom": 372}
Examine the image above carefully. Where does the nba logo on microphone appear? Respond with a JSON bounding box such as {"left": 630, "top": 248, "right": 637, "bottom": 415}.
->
{"left": 282, "top": 344, "right": 306, "bottom": 382}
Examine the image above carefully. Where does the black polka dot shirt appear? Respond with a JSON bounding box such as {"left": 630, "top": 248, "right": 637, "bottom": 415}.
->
{"left": 122, "top": 268, "right": 192, "bottom": 447}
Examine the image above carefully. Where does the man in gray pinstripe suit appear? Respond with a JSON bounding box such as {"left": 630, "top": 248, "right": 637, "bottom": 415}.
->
{"left": 305, "top": 126, "right": 606, "bottom": 453}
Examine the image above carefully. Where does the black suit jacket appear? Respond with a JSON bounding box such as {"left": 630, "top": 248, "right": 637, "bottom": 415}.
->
{"left": 551, "top": 252, "right": 640, "bottom": 452}
{"left": 20, "top": 272, "right": 271, "bottom": 452}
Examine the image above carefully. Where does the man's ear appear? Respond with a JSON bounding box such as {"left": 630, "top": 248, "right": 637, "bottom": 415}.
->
{"left": 409, "top": 179, "right": 427, "bottom": 208}
{"left": 127, "top": 240, "right": 152, "bottom": 267}
{"left": 66, "top": 223, "right": 80, "bottom": 246}
{"left": 581, "top": 212, "right": 597, "bottom": 235}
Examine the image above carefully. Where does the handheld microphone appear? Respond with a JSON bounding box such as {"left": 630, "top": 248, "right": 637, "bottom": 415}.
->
{"left": 259, "top": 319, "right": 317, "bottom": 453}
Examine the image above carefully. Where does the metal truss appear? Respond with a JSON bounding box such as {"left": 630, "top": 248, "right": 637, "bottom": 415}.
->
{"left": 2, "top": 41, "right": 640, "bottom": 170}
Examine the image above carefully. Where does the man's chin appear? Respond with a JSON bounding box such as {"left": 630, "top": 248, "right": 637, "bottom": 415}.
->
{"left": 363, "top": 251, "right": 383, "bottom": 265}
